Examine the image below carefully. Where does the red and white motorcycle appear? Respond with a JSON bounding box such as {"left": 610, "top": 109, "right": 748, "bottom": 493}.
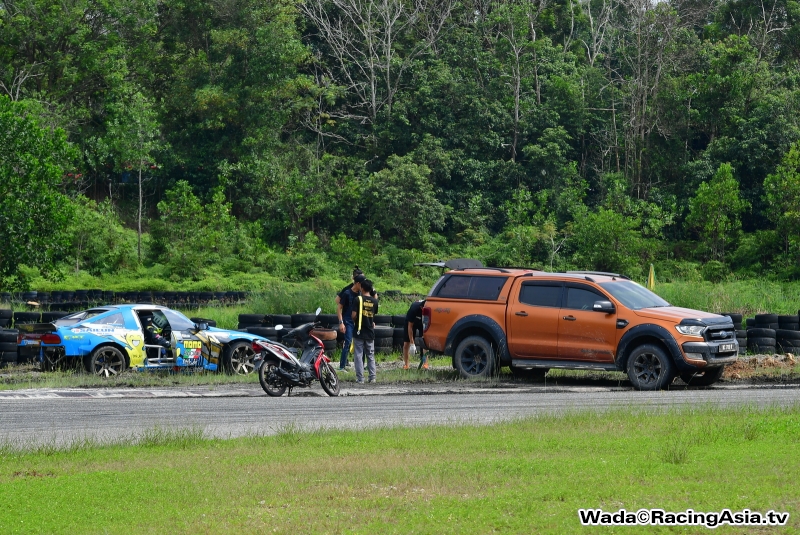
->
{"left": 253, "top": 309, "right": 340, "bottom": 397}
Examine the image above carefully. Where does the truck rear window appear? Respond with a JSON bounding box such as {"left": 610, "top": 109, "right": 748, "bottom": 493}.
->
{"left": 435, "top": 275, "right": 508, "bottom": 300}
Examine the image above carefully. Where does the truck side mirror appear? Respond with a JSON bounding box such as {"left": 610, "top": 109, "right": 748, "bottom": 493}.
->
{"left": 593, "top": 300, "right": 615, "bottom": 314}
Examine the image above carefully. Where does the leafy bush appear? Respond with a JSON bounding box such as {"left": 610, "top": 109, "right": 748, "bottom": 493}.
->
{"left": 701, "top": 260, "right": 729, "bottom": 282}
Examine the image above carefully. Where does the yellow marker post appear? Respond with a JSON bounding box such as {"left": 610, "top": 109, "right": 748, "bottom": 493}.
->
{"left": 647, "top": 264, "right": 656, "bottom": 291}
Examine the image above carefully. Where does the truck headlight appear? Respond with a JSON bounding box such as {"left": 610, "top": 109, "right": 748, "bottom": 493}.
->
{"left": 675, "top": 325, "right": 706, "bottom": 336}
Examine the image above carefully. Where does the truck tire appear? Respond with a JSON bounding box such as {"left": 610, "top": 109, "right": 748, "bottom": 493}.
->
{"left": 626, "top": 344, "right": 675, "bottom": 391}
{"left": 454, "top": 335, "right": 495, "bottom": 379}
{"left": 680, "top": 366, "right": 724, "bottom": 386}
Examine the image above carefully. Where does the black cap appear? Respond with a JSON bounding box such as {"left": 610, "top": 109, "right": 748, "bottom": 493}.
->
{"left": 353, "top": 274, "right": 366, "bottom": 284}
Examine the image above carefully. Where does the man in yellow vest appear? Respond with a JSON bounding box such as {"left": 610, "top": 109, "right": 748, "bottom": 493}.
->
{"left": 351, "top": 279, "right": 378, "bottom": 384}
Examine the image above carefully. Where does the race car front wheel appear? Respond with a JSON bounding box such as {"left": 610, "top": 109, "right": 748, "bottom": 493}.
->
{"left": 85, "top": 346, "right": 127, "bottom": 377}
{"left": 222, "top": 341, "right": 256, "bottom": 375}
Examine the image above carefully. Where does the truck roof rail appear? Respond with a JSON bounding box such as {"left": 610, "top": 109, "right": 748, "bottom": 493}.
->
{"left": 565, "top": 270, "right": 630, "bottom": 280}
{"left": 453, "top": 267, "right": 513, "bottom": 273}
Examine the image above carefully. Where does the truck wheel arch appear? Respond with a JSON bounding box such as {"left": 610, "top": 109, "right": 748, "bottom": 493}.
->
{"left": 444, "top": 315, "right": 511, "bottom": 367}
{"left": 616, "top": 324, "right": 688, "bottom": 373}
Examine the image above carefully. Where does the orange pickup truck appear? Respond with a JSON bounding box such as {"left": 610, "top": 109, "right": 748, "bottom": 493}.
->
{"left": 421, "top": 268, "right": 738, "bottom": 390}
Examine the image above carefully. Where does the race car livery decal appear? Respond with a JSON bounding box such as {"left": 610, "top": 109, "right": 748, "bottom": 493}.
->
{"left": 124, "top": 332, "right": 146, "bottom": 367}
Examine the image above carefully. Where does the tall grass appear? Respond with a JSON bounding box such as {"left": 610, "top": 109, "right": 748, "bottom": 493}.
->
{"left": 656, "top": 280, "right": 800, "bottom": 315}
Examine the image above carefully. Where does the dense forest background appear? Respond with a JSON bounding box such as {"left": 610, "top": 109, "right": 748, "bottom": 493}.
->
{"left": 2, "top": 0, "right": 800, "bottom": 290}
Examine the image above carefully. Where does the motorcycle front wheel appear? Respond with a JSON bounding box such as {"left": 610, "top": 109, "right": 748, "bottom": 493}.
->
{"left": 319, "top": 361, "right": 340, "bottom": 397}
{"left": 258, "top": 363, "right": 287, "bottom": 397}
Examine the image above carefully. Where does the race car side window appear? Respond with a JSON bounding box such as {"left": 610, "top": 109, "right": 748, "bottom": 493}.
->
{"left": 93, "top": 313, "right": 124, "bottom": 326}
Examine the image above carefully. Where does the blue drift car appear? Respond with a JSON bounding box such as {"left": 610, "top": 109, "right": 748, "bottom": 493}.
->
{"left": 18, "top": 305, "right": 265, "bottom": 376}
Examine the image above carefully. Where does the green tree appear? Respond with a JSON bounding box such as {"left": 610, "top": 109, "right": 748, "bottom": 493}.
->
{"left": 104, "top": 88, "right": 162, "bottom": 263}
{"left": 764, "top": 142, "right": 800, "bottom": 252}
{"left": 0, "top": 97, "right": 75, "bottom": 288}
{"left": 570, "top": 208, "right": 650, "bottom": 277}
{"left": 368, "top": 155, "right": 446, "bottom": 248}
{"left": 686, "top": 163, "right": 749, "bottom": 262}
{"left": 68, "top": 197, "right": 136, "bottom": 275}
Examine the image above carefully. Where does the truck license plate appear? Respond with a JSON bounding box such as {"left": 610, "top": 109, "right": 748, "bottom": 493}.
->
{"left": 719, "top": 343, "right": 736, "bottom": 352}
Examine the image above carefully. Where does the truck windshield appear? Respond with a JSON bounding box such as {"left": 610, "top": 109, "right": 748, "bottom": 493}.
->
{"left": 598, "top": 281, "right": 670, "bottom": 310}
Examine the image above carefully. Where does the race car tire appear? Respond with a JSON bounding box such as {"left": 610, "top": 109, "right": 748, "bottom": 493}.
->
{"left": 41, "top": 311, "right": 69, "bottom": 323}
{"left": 776, "top": 329, "right": 800, "bottom": 340}
{"left": 85, "top": 346, "right": 127, "bottom": 377}
{"left": 0, "top": 309, "right": 12, "bottom": 319}
{"left": 13, "top": 312, "right": 40, "bottom": 325}
{"left": 746, "top": 328, "right": 776, "bottom": 338}
{"left": 391, "top": 315, "right": 407, "bottom": 327}
{"left": 222, "top": 340, "right": 256, "bottom": 375}
{"left": 247, "top": 327, "right": 278, "bottom": 338}
{"left": 0, "top": 342, "right": 17, "bottom": 352}
{"left": 0, "top": 351, "right": 18, "bottom": 366}
{"left": 723, "top": 313, "right": 743, "bottom": 324}
{"left": 318, "top": 314, "right": 339, "bottom": 328}
{"left": 374, "top": 315, "right": 392, "bottom": 326}
{"left": 271, "top": 315, "right": 291, "bottom": 327}
{"left": 238, "top": 314, "right": 267, "bottom": 325}
{"left": 374, "top": 326, "right": 393, "bottom": 339}
{"left": 291, "top": 314, "right": 317, "bottom": 327}
{"left": 0, "top": 330, "right": 17, "bottom": 343}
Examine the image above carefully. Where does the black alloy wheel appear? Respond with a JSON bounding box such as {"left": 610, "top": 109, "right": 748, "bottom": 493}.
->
{"left": 86, "top": 346, "right": 126, "bottom": 377}
{"left": 223, "top": 341, "right": 256, "bottom": 375}
{"left": 454, "top": 335, "right": 495, "bottom": 379}
{"left": 626, "top": 344, "right": 674, "bottom": 390}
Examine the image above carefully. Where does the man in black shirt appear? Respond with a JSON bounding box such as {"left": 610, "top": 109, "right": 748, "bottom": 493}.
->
{"left": 335, "top": 268, "right": 364, "bottom": 370}
{"left": 403, "top": 299, "right": 426, "bottom": 369}
{"left": 351, "top": 279, "right": 378, "bottom": 383}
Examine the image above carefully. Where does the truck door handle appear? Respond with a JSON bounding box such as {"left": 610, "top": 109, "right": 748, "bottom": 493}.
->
{"left": 515, "top": 311, "right": 528, "bottom": 317}
{"left": 563, "top": 315, "right": 576, "bottom": 321}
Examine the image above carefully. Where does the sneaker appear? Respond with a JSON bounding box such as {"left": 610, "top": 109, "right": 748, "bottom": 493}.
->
{"left": 422, "top": 363, "right": 429, "bottom": 370}
{"left": 356, "top": 379, "right": 364, "bottom": 384}
{"left": 368, "top": 378, "right": 376, "bottom": 383}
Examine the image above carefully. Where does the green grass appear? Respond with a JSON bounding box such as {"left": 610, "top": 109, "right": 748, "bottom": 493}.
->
{"left": 0, "top": 405, "right": 798, "bottom": 534}
{"left": 656, "top": 280, "right": 800, "bottom": 316}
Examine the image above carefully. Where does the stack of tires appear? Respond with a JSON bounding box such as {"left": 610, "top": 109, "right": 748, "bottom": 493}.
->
{"left": 13, "top": 312, "right": 42, "bottom": 364}
{"left": 392, "top": 315, "right": 406, "bottom": 350}
{"left": 0, "top": 328, "right": 17, "bottom": 367}
{"left": 776, "top": 314, "right": 800, "bottom": 355}
{"left": 373, "top": 316, "right": 393, "bottom": 353}
{"left": 0, "top": 309, "right": 11, "bottom": 328}
{"left": 721, "top": 313, "right": 746, "bottom": 355}
{"left": 747, "top": 313, "right": 777, "bottom": 355}
{"left": 238, "top": 314, "right": 281, "bottom": 342}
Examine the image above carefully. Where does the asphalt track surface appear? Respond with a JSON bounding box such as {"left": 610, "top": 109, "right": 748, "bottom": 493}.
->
{"left": 2, "top": 382, "right": 800, "bottom": 447}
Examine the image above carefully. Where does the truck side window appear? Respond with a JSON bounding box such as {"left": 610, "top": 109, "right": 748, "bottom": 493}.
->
{"left": 437, "top": 275, "right": 472, "bottom": 298}
{"left": 435, "top": 275, "right": 508, "bottom": 300}
{"left": 469, "top": 276, "right": 507, "bottom": 300}
{"left": 564, "top": 286, "right": 606, "bottom": 310}
{"left": 519, "top": 284, "right": 562, "bottom": 307}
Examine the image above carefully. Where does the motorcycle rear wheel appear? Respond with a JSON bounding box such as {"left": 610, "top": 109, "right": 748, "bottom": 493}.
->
{"left": 259, "top": 363, "right": 286, "bottom": 397}
{"left": 319, "top": 361, "right": 340, "bottom": 397}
